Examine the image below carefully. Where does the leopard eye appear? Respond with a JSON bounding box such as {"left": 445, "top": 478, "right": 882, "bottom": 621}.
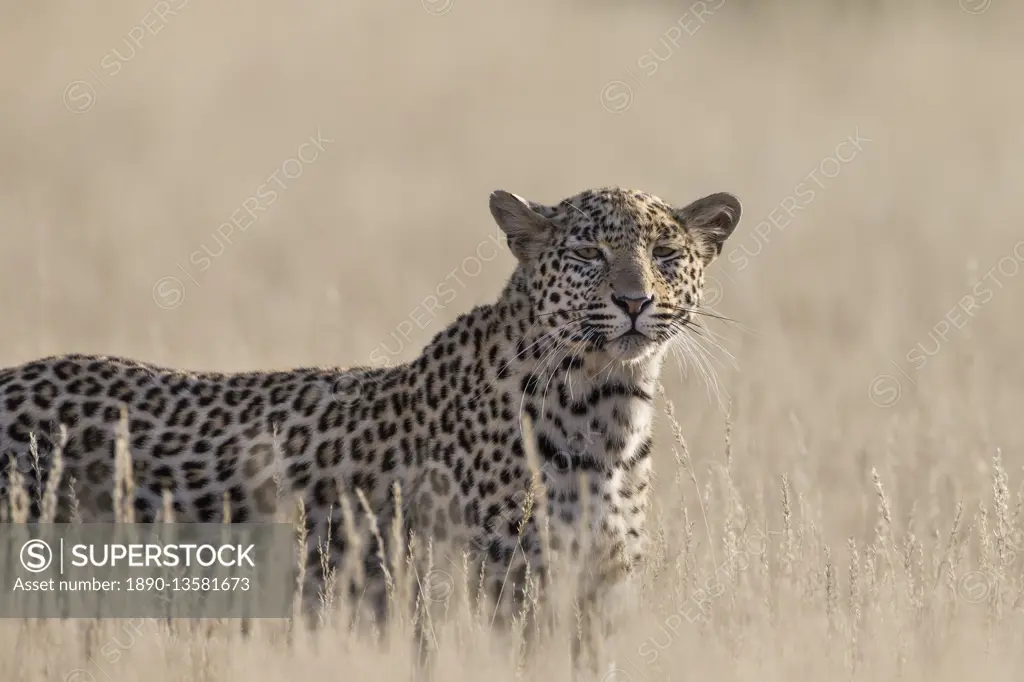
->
{"left": 573, "top": 246, "right": 602, "bottom": 261}
{"left": 652, "top": 245, "right": 678, "bottom": 259}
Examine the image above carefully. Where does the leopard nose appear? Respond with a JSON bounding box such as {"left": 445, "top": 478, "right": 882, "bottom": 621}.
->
{"left": 610, "top": 293, "right": 654, "bottom": 318}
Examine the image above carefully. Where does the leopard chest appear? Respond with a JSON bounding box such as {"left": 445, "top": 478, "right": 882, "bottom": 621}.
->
{"left": 532, "top": 403, "right": 655, "bottom": 575}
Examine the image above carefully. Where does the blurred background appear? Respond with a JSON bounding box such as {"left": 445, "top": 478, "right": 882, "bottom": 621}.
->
{"left": 2, "top": 0, "right": 1022, "bottom": 552}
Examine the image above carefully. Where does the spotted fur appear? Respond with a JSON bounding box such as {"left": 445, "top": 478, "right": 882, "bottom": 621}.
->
{"left": 0, "top": 186, "right": 740, "bottom": 670}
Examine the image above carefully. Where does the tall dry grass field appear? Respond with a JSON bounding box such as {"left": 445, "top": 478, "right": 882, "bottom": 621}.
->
{"left": 2, "top": 0, "right": 1024, "bottom": 680}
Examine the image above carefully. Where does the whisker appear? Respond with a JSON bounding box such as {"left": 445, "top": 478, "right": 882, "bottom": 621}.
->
{"left": 565, "top": 329, "right": 598, "bottom": 399}
{"left": 668, "top": 319, "right": 739, "bottom": 372}
{"left": 663, "top": 304, "right": 745, "bottom": 326}
{"left": 532, "top": 308, "right": 593, "bottom": 319}
{"left": 538, "top": 336, "right": 579, "bottom": 417}
{"left": 672, "top": 330, "right": 728, "bottom": 410}
{"left": 563, "top": 201, "right": 591, "bottom": 221}
{"left": 518, "top": 325, "right": 584, "bottom": 430}
{"left": 680, "top": 322, "right": 705, "bottom": 338}
{"left": 469, "top": 317, "right": 585, "bottom": 407}
{"left": 561, "top": 330, "right": 594, "bottom": 402}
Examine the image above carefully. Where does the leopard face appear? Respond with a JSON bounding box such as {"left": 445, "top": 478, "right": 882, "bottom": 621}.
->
{"left": 490, "top": 187, "right": 740, "bottom": 363}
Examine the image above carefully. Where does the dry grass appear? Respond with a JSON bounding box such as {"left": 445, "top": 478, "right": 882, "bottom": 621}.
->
{"left": 2, "top": 0, "right": 1024, "bottom": 679}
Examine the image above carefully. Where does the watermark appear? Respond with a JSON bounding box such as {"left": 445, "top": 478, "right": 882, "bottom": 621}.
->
{"left": 724, "top": 128, "right": 872, "bottom": 274}
{"left": 959, "top": 0, "right": 992, "bottom": 14}
{"left": 151, "top": 129, "right": 333, "bottom": 310}
{"left": 313, "top": 222, "right": 514, "bottom": 411}
{"left": 595, "top": 528, "right": 779, "bottom": 677}
{"left": 868, "top": 240, "right": 1024, "bottom": 407}
{"left": 703, "top": 275, "right": 724, "bottom": 308}
{"left": 421, "top": 0, "right": 455, "bottom": 15}
{"left": 601, "top": 669, "right": 634, "bottom": 682}
{"left": 485, "top": 423, "right": 605, "bottom": 538}
{"left": 703, "top": 128, "right": 871, "bottom": 309}
{"left": 956, "top": 528, "right": 1024, "bottom": 605}
{"left": 62, "top": 617, "right": 164, "bottom": 682}
{"left": 425, "top": 422, "right": 627, "bottom": 588}
{"left": 420, "top": 568, "right": 455, "bottom": 602}
{"left": 366, "top": 226, "right": 507, "bottom": 365}
{"left": 21, "top": 542, "right": 256, "bottom": 571}
{"left": 595, "top": 529, "right": 776, "bottom": 680}
{"left": 62, "top": 0, "right": 191, "bottom": 114}
{"left": 599, "top": 0, "right": 728, "bottom": 114}
{"left": 959, "top": 570, "right": 994, "bottom": 604}
{"left": 373, "top": 422, "right": 612, "bottom": 602}
{"left": 1, "top": 422, "right": 70, "bottom": 505}
{"left": 331, "top": 369, "right": 377, "bottom": 406}
{"left": 286, "top": 223, "right": 512, "bottom": 414}
{"left": 1, "top": 523, "right": 295, "bottom": 617}
{"left": 1, "top": 451, "right": 38, "bottom": 503}
{"left": 599, "top": 81, "right": 634, "bottom": 116}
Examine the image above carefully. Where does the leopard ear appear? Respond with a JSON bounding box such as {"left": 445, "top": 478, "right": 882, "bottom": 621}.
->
{"left": 489, "top": 190, "right": 552, "bottom": 261}
{"left": 674, "top": 192, "right": 741, "bottom": 262}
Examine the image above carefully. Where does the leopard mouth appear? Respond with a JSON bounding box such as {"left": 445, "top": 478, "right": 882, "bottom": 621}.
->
{"left": 606, "top": 330, "right": 659, "bottom": 361}
{"left": 608, "top": 329, "right": 656, "bottom": 354}
{"left": 615, "top": 328, "right": 650, "bottom": 341}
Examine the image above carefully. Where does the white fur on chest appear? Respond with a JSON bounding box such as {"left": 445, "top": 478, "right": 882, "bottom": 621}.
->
{"left": 536, "top": 395, "right": 654, "bottom": 561}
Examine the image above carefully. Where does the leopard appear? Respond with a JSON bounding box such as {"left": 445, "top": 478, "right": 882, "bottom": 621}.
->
{"left": 0, "top": 185, "right": 740, "bottom": 676}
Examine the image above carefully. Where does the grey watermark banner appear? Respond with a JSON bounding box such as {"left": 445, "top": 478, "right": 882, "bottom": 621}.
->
{"left": 0, "top": 523, "right": 295, "bottom": 618}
